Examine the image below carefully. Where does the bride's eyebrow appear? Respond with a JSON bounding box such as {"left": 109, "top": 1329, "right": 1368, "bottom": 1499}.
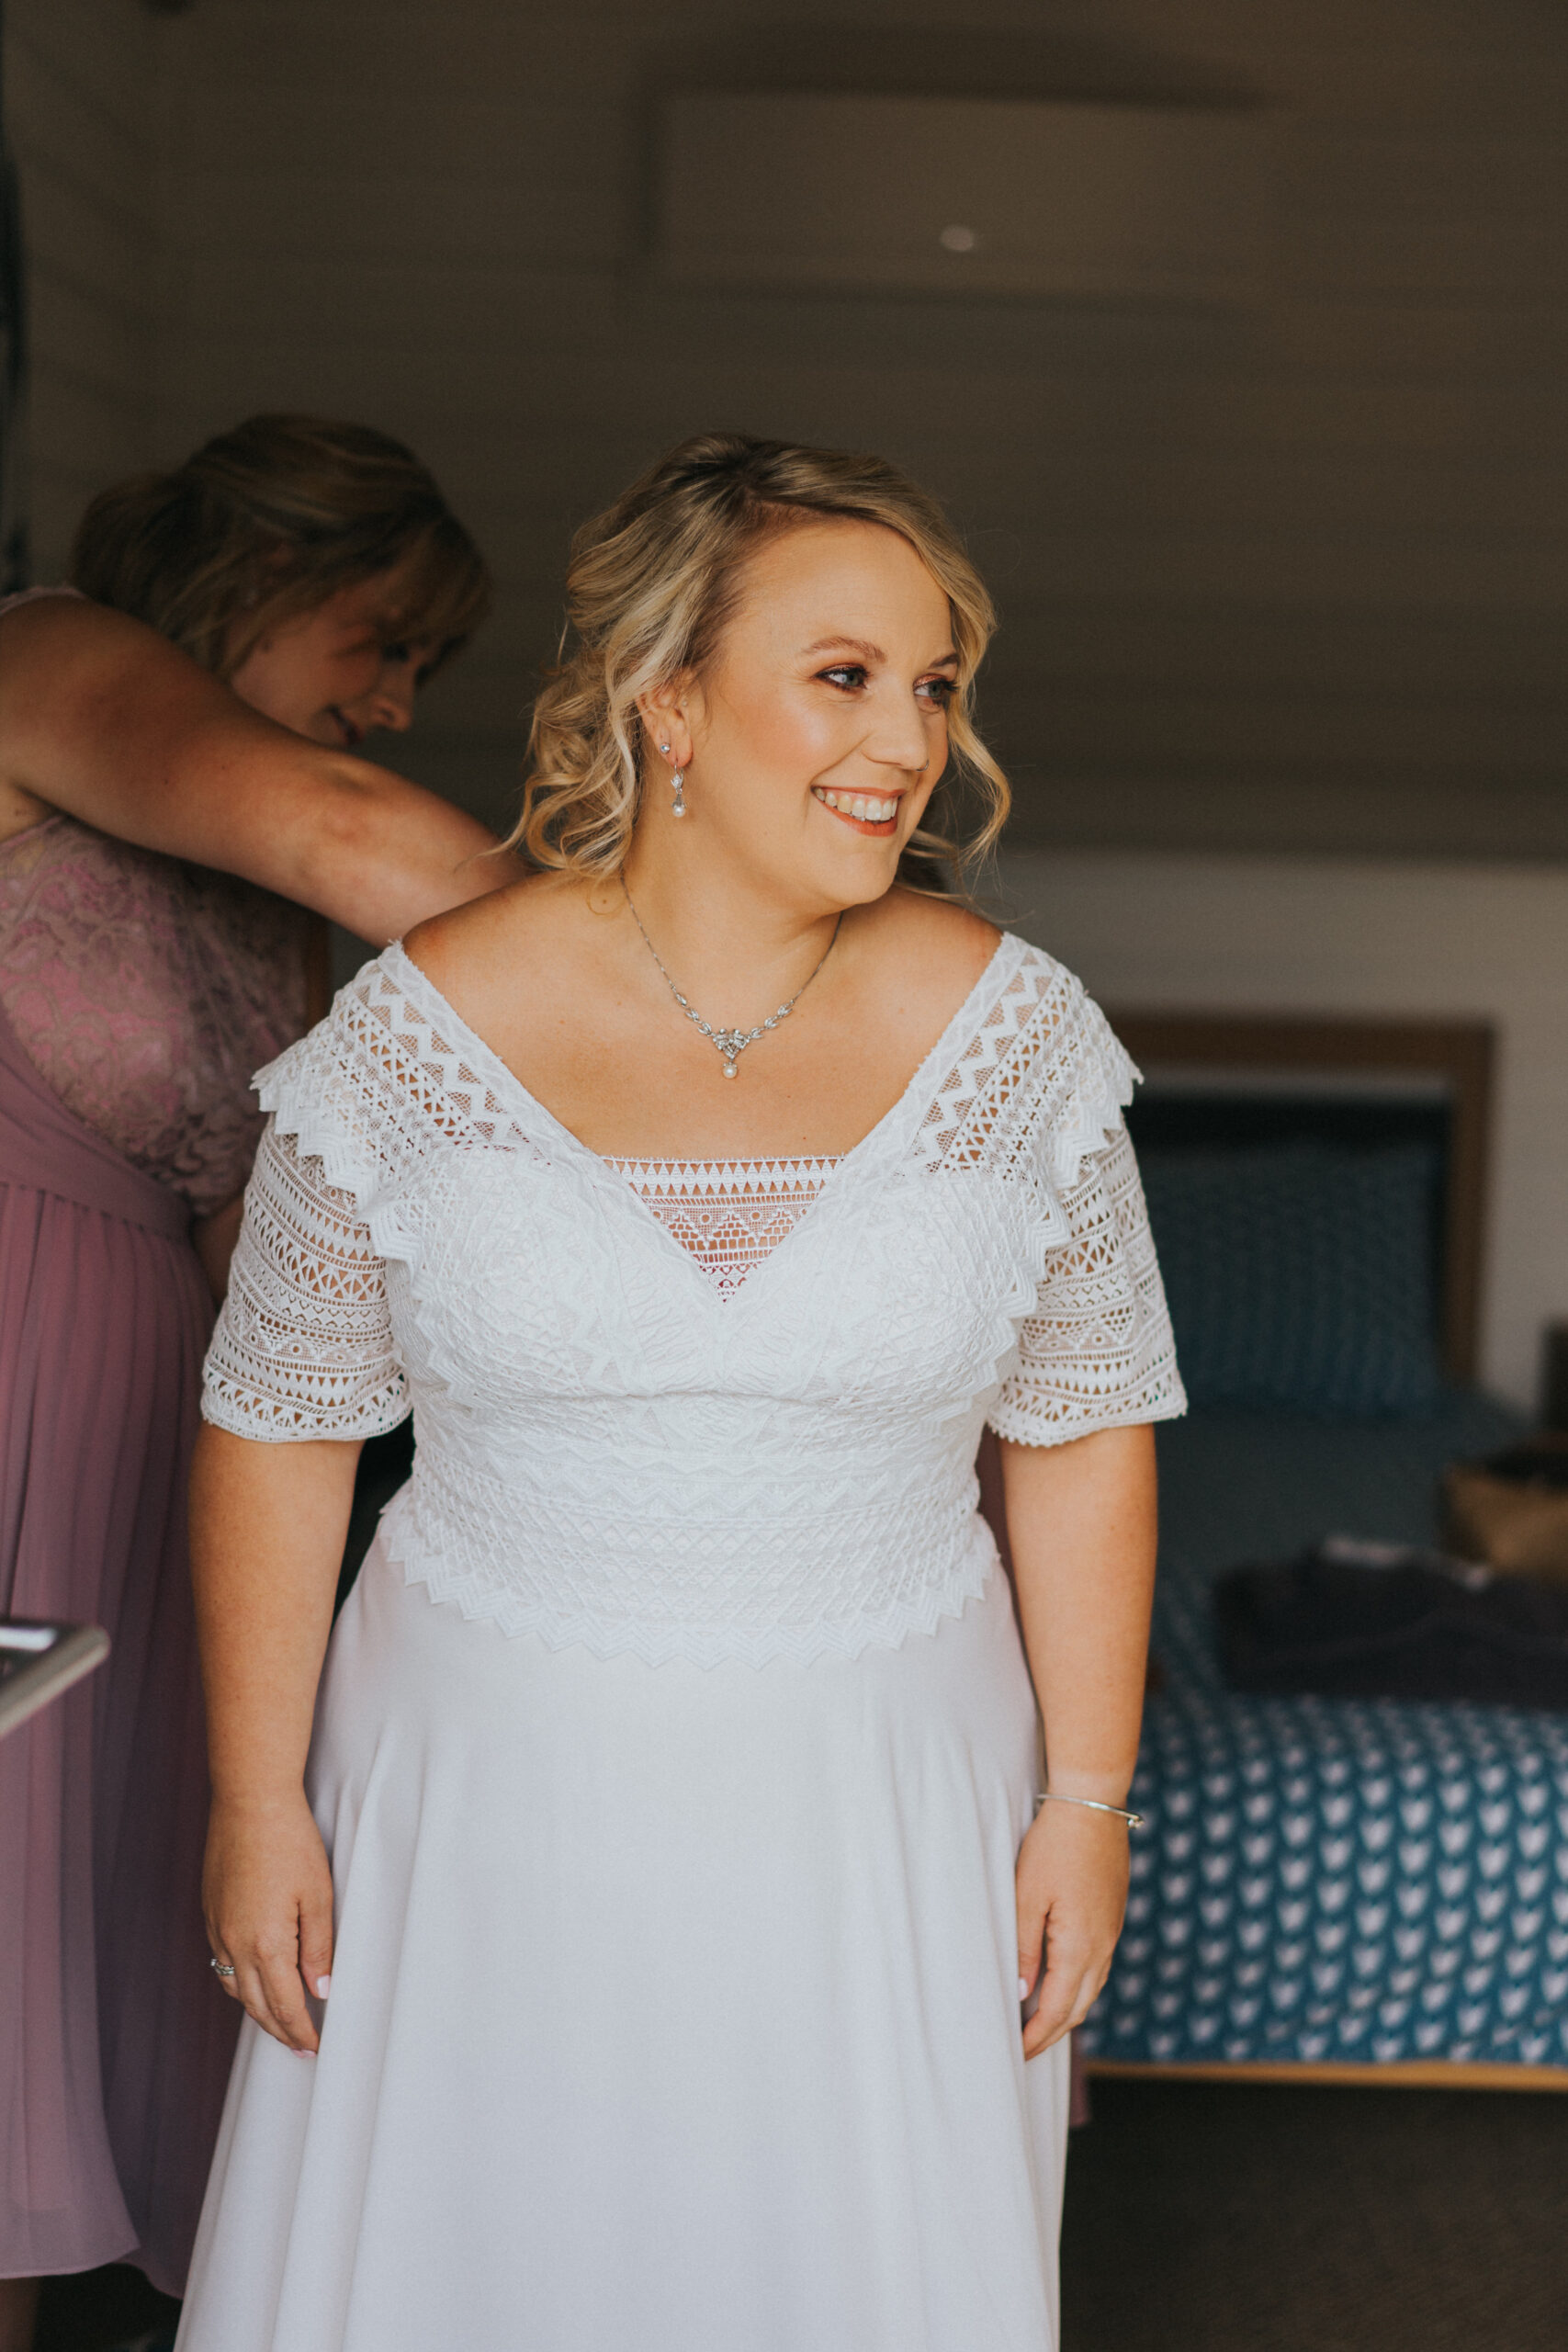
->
{"left": 798, "top": 636, "right": 959, "bottom": 667}
{"left": 800, "top": 634, "right": 885, "bottom": 662}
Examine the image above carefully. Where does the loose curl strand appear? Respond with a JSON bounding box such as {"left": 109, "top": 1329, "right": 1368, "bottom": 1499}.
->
{"left": 509, "top": 434, "right": 1009, "bottom": 886}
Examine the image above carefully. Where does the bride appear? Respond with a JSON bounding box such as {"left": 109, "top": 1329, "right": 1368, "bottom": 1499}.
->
{"left": 177, "top": 434, "right": 1184, "bottom": 2351}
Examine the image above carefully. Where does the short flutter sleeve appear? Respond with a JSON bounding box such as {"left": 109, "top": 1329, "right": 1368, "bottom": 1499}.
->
{"left": 988, "top": 1114, "right": 1185, "bottom": 1445}
{"left": 941, "top": 955, "right": 1183, "bottom": 1449}
{"left": 201, "top": 986, "right": 413, "bottom": 1442}
{"left": 202, "top": 1119, "right": 409, "bottom": 1440}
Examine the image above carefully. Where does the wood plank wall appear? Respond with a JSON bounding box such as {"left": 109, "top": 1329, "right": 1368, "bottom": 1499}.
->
{"left": 8, "top": 0, "right": 1568, "bottom": 861}
{"left": 144, "top": 0, "right": 1568, "bottom": 861}
{"left": 5, "top": 0, "right": 162, "bottom": 577}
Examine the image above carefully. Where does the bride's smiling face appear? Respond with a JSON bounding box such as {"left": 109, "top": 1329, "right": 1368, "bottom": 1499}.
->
{"left": 639, "top": 518, "right": 958, "bottom": 911}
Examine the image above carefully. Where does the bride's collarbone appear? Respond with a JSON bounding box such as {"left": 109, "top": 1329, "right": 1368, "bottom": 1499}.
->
{"left": 411, "top": 887, "right": 1001, "bottom": 1162}
{"left": 510, "top": 1014, "right": 905, "bottom": 1163}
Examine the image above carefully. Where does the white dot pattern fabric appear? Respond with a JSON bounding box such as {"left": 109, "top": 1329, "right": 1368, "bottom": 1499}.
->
{"left": 204, "top": 933, "right": 1185, "bottom": 1667}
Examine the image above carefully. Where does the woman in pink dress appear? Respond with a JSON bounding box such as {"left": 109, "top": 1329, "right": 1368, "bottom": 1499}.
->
{"left": 0, "top": 415, "right": 517, "bottom": 2349}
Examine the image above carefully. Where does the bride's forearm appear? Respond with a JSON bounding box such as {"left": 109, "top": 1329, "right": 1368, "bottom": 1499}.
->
{"left": 189, "top": 1424, "right": 360, "bottom": 1810}
{"left": 1001, "top": 1424, "right": 1158, "bottom": 2052}
{"left": 999, "top": 1424, "right": 1158, "bottom": 1799}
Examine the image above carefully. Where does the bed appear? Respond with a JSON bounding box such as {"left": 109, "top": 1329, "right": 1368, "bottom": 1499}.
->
{"left": 1077, "top": 1012, "right": 1568, "bottom": 2089}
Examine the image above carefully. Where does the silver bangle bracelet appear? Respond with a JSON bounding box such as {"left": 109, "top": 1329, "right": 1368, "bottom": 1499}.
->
{"left": 1035, "top": 1791, "right": 1145, "bottom": 1829}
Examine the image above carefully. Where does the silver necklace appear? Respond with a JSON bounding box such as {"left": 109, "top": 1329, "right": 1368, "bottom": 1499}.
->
{"left": 619, "top": 876, "right": 841, "bottom": 1080}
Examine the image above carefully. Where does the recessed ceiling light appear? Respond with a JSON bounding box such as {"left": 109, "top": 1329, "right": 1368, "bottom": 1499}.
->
{"left": 939, "top": 224, "right": 977, "bottom": 254}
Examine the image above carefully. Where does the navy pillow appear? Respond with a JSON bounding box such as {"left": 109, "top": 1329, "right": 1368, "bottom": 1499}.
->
{"left": 1137, "top": 1140, "right": 1443, "bottom": 1419}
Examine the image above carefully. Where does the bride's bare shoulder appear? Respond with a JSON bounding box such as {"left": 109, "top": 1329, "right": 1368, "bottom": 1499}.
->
{"left": 871, "top": 887, "right": 1002, "bottom": 991}
{"left": 404, "top": 879, "right": 576, "bottom": 978}
{"left": 402, "top": 870, "right": 585, "bottom": 1002}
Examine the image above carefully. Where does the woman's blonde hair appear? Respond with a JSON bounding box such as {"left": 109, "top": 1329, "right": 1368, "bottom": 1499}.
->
{"left": 70, "top": 413, "right": 491, "bottom": 679}
{"left": 511, "top": 433, "right": 1009, "bottom": 882}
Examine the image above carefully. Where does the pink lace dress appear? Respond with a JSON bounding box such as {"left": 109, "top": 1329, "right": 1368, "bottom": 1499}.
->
{"left": 0, "top": 616, "right": 308, "bottom": 2297}
{"left": 0, "top": 814, "right": 306, "bottom": 1213}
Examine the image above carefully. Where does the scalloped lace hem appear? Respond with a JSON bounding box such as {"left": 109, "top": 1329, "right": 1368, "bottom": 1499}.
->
{"left": 986, "top": 1385, "right": 1188, "bottom": 1451}
{"left": 201, "top": 1375, "right": 412, "bottom": 1444}
{"left": 377, "top": 1504, "right": 998, "bottom": 1670}
{"left": 1042, "top": 1028, "right": 1138, "bottom": 1194}
{"left": 255, "top": 1076, "right": 379, "bottom": 1210}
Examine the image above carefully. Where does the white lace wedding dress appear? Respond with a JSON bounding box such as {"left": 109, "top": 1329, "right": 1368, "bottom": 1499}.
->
{"left": 176, "top": 933, "right": 1183, "bottom": 2352}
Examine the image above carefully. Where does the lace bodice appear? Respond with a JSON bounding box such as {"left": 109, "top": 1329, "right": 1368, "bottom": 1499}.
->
{"left": 204, "top": 934, "right": 1185, "bottom": 1666}
{"left": 608, "top": 1157, "right": 840, "bottom": 1298}
{"left": 0, "top": 817, "right": 307, "bottom": 1214}
{"left": 0, "top": 589, "right": 308, "bottom": 1213}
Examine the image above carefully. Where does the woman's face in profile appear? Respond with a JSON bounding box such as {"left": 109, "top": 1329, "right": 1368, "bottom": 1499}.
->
{"left": 227, "top": 569, "right": 438, "bottom": 750}
{"left": 666, "top": 518, "right": 957, "bottom": 911}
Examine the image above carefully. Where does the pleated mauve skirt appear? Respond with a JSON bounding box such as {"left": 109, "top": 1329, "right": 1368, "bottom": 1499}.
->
{"left": 0, "top": 1177, "right": 238, "bottom": 2291}
{"left": 177, "top": 1531, "right": 1070, "bottom": 2352}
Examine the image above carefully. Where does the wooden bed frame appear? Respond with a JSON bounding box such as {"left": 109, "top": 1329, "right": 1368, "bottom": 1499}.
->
{"left": 1109, "top": 1010, "right": 1494, "bottom": 1382}
{"left": 1089, "top": 2056, "right": 1568, "bottom": 2091}
{"left": 1092, "top": 1010, "right": 1568, "bottom": 2092}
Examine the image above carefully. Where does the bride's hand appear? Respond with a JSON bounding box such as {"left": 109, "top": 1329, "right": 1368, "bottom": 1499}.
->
{"left": 204, "top": 1792, "right": 335, "bottom": 2053}
{"left": 1014, "top": 1798, "right": 1132, "bottom": 2059}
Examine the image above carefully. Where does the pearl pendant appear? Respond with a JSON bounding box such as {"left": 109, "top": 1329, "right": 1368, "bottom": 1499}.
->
{"left": 723, "top": 1061, "right": 738, "bottom": 1079}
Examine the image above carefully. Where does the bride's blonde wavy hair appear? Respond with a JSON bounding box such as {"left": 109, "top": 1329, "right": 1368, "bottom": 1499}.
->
{"left": 508, "top": 434, "right": 1009, "bottom": 883}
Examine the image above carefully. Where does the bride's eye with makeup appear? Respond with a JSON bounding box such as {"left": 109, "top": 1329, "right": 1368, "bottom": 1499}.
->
{"left": 917, "top": 673, "right": 956, "bottom": 707}
{"left": 818, "top": 663, "right": 869, "bottom": 693}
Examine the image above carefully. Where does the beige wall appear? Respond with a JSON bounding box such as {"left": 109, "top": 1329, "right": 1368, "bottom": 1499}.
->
{"left": 999, "top": 847, "right": 1568, "bottom": 1411}
{"left": 9, "top": 0, "right": 1567, "bottom": 854}
{"left": 5, "top": 0, "right": 163, "bottom": 578}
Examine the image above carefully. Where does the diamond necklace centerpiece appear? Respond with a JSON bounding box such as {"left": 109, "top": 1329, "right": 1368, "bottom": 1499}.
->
{"left": 619, "top": 876, "right": 841, "bottom": 1080}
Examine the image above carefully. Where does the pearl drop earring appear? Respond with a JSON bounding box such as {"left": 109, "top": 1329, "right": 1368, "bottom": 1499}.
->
{"left": 660, "top": 743, "right": 686, "bottom": 819}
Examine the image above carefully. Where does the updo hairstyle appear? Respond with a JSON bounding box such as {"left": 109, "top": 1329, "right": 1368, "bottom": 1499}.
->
{"left": 511, "top": 433, "right": 1009, "bottom": 883}
{"left": 70, "top": 413, "right": 491, "bottom": 679}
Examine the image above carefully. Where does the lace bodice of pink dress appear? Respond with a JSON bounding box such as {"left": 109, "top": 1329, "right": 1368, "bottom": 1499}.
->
{"left": 0, "top": 812, "right": 307, "bottom": 1216}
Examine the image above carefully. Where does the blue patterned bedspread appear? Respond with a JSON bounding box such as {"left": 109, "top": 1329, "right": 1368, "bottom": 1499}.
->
{"left": 1081, "top": 1393, "right": 1568, "bottom": 2072}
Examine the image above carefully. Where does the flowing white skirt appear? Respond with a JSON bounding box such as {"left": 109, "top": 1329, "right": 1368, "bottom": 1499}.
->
{"left": 176, "top": 1529, "right": 1068, "bottom": 2352}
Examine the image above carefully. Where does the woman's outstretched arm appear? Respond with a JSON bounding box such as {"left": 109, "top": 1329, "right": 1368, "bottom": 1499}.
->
{"left": 0, "top": 596, "right": 520, "bottom": 938}
{"left": 189, "top": 1424, "right": 362, "bottom": 2053}
{"left": 1000, "top": 1422, "right": 1159, "bottom": 2057}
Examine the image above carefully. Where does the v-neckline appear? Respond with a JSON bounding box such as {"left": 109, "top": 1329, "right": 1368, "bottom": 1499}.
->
{"left": 379, "top": 932, "right": 1018, "bottom": 1303}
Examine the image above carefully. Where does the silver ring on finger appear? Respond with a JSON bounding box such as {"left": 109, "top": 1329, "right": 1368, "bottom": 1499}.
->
{"left": 210, "top": 1957, "right": 237, "bottom": 1979}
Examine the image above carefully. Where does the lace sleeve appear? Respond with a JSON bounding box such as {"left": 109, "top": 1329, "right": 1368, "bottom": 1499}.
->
{"left": 988, "top": 1118, "right": 1186, "bottom": 1447}
{"left": 201, "top": 1118, "right": 409, "bottom": 1441}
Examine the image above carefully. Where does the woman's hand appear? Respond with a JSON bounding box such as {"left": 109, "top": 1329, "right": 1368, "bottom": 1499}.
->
{"left": 204, "top": 1792, "right": 334, "bottom": 2053}
{"left": 191, "top": 1428, "right": 358, "bottom": 2052}
{"left": 1015, "top": 1797, "right": 1132, "bottom": 2058}
{"left": 998, "top": 1425, "right": 1157, "bottom": 2059}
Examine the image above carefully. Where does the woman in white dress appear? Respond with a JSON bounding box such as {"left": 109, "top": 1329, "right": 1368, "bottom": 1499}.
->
{"left": 177, "top": 434, "right": 1184, "bottom": 2352}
